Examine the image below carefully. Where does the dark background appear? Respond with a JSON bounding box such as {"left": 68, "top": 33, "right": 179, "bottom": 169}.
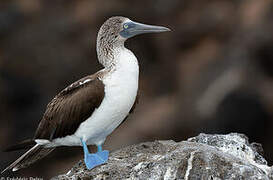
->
{"left": 1, "top": 0, "right": 273, "bottom": 178}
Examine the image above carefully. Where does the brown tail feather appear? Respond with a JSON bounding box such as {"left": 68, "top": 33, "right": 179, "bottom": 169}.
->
{"left": 3, "top": 139, "right": 36, "bottom": 152}
{"left": 1, "top": 144, "right": 55, "bottom": 173}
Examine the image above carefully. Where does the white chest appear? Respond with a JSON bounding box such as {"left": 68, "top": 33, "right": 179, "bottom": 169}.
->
{"left": 47, "top": 48, "right": 139, "bottom": 148}
{"left": 75, "top": 48, "right": 139, "bottom": 145}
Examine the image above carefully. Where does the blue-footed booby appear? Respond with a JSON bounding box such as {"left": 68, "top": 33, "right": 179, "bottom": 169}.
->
{"left": 2, "top": 16, "right": 170, "bottom": 173}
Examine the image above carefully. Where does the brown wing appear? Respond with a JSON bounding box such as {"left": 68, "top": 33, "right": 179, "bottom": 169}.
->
{"left": 34, "top": 74, "right": 105, "bottom": 140}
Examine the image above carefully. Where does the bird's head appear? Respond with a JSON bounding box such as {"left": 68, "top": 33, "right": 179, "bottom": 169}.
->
{"left": 97, "top": 16, "right": 170, "bottom": 45}
{"left": 97, "top": 16, "right": 170, "bottom": 66}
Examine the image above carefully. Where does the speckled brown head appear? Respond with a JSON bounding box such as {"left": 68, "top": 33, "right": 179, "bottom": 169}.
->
{"left": 96, "top": 16, "right": 170, "bottom": 67}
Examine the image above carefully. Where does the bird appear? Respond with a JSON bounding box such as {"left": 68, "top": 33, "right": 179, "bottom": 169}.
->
{"left": 2, "top": 16, "right": 170, "bottom": 173}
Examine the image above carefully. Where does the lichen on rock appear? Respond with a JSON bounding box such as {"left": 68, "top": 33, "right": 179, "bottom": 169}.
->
{"left": 53, "top": 133, "right": 273, "bottom": 180}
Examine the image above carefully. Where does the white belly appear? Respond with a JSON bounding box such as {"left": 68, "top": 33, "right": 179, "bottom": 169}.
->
{"left": 49, "top": 48, "right": 139, "bottom": 147}
{"left": 76, "top": 67, "right": 139, "bottom": 145}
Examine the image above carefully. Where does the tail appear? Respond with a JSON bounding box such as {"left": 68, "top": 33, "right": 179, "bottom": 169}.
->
{"left": 2, "top": 140, "right": 55, "bottom": 173}
{"left": 3, "top": 139, "right": 36, "bottom": 152}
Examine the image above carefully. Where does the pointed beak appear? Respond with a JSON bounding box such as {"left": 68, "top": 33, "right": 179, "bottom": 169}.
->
{"left": 132, "top": 21, "right": 171, "bottom": 34}
{"left": 120, "top": 21, "right": 171, "bottom": 38}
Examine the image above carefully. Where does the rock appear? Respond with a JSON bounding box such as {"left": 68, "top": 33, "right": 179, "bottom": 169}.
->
{"left": 53, "top": 133, "right": 273, "bottom": 180}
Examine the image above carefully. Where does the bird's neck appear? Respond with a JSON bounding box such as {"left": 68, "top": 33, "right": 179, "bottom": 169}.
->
{"left": 97, "top": 41, "right": 138, "bottom": 70}
{"left": 96, "top": 35, "right": 123, "bottom": 67}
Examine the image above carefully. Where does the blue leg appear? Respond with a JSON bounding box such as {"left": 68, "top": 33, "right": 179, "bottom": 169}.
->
{"left": 97, "top": 145, "right": 102, "bottom": 152}
{"left": 80, "top": 138, "right": 109, "bottom": 170}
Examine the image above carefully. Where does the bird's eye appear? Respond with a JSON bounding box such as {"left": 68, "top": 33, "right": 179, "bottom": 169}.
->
{"left": 123, "top": 24, "right": 129, "bottom": 29}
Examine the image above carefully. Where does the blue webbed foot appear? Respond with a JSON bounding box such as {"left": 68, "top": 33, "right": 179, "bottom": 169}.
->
{"left": 84, "top": 150, "right": 109, "bottom": 170}
{"left": 80, "top": 138, "right": 109, "bottom": 170}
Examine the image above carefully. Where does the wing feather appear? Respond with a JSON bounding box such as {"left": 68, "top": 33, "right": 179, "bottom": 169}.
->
{"left": 34, "top": 73, "right": 105, "bottom": 140}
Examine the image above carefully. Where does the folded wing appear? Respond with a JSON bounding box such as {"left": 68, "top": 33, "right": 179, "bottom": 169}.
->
{"left": 34, "top": 73, "right": 105, "bottom": 140}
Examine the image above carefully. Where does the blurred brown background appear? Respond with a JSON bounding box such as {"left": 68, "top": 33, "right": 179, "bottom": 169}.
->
{"left": 1, "top": 0, "right": 273, "bottom": 178}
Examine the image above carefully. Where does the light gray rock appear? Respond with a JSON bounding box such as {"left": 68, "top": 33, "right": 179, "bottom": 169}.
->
{"left": 53, "top": 133, "right": 273, "bottom": 180}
